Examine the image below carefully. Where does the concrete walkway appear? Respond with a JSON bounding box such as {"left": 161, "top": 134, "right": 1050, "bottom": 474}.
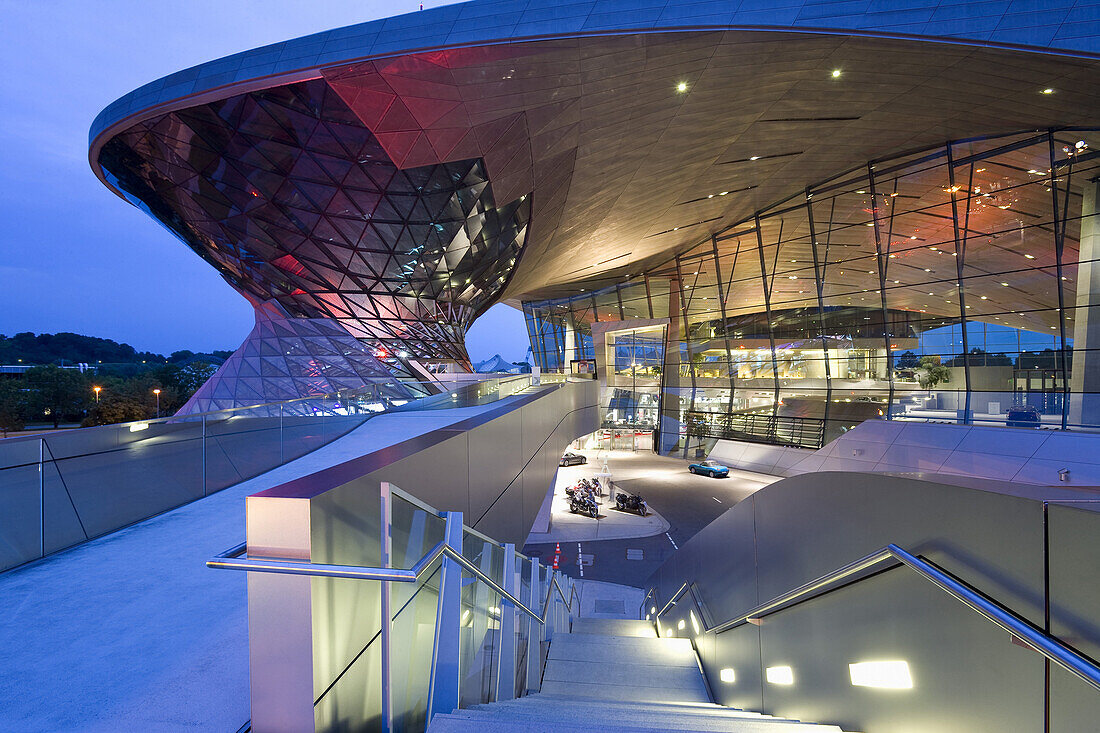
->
{"left": 0, "top": 398, "right": 531, "bottom": 733}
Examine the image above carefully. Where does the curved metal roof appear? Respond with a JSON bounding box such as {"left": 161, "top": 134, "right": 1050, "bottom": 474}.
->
{"left": 89, "top": 0, "right": 1100, "bottom": 151}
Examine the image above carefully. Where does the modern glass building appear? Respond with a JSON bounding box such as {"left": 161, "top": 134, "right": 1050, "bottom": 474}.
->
{"left": 88, "top": 0, "right": 1100, "bottom": 438}
{"left": 525, "top": 129, "right": 1100, "bottom": 449}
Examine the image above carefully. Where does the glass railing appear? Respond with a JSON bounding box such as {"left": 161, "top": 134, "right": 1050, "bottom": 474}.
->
{"left": 209, "top": 482, "right": 581, "bottom": 732}
{"left": 0, "top": 375, "right": 540, "bottom": 572}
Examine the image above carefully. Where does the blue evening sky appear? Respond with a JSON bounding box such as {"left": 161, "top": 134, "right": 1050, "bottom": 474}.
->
{"left": 0, "top": 0, "right": 530, "bottom": 363}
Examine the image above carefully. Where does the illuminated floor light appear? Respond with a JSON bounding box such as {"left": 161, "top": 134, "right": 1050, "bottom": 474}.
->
{"left": 849, "top": 660, "right": 913, "bottom": 689}
{"left": 676, "top": 81, "right": 688, "bottom": 93}
{"left": 720, "top": 668, "right": 736, "bottom": 684}
{"left": 831, "top": 69, "right": 842, "bottom": 78}
{"left": 766, "top": 666, "right": 794, "bottom": 685}
{"left": 690, "top": 610, "right": 701, "bottom": 635}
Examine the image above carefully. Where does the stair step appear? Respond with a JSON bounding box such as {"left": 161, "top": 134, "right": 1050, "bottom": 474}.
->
{"left": 570, "top": 618, "right": 656, "bottom": 637}
{"left": 540, "top": 678, "right": 710, "bottom": 704}
{"left": 486, "top": 695, "right": 772, "bottom": 719}
{"left": 431, "top": 709, "right": 844, "bottom": 732}
{"left": 550, "top": 633, "right": 695, "bottom": 655}
{"left": 469, "top": 702, "right": 783, "bottom": 729}
{"left": 543, "top": 657, "right": 706, "bottom": 689}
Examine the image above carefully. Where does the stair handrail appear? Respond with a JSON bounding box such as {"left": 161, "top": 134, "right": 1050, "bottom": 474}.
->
{"left": 541, "top": 572, "right": 581, "bottom": 625}
{"left": 649, "top": 543, "right": 1100, "bottom": 693}
{"left": 209, "top": 536, "right": 547, "bottom": 623}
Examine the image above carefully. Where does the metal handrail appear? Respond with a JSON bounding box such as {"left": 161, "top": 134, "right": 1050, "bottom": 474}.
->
{"left": 541, "top": 573, "right": 582, "bottom": 625}
{"left": 651, "top": 543, "right": 1100, "bottom": 693}
{"left": 208, "top": 539, "right": 547, "bottom": 624}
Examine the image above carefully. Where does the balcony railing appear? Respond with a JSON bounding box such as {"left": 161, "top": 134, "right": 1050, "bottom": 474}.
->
{"left": 209, "top": 481, "right": 582, "bottom": 732}
{"left": 686, "top": 410, "right": 826, "bottom": 450}
{"left": 0, "top": 374, "right": 539, "bottom": 573}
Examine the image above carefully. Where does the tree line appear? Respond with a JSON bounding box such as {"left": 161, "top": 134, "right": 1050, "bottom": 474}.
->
{"left": 0, "top": 363, "right": 218, "bottom": 432}
{"left": 0, "top": 331, "right": 230, "bottom": 367}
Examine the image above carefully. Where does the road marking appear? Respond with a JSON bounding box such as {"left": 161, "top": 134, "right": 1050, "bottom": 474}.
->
{"left": 577, "top": 542, "right": 584, "bottom": 577}
{"left": 665, "top": 532, "right": 679, "bottom": 550}
{"left": 712, "top": 496, "right": 722, "bottom": 503}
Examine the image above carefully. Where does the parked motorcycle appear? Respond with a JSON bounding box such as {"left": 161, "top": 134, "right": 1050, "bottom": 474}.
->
{"left": 569, "top": 489, "right": 599, "bottom": 518}
{"left": 615, "top": 492, "right": 648, "bottom": 516}
{"left": 566, "top": 477, "right": 601, "bottom": 498}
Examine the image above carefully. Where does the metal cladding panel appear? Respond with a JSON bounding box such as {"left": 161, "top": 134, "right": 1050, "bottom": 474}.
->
{"left": 644, "top": 470, "right": 1100, "bottom": 730}
{"left": 88, "top": 0, "right": 1100, "bottom": 147}
{"left": 1048, "top": 502, "right": 1100, "bottom": 732}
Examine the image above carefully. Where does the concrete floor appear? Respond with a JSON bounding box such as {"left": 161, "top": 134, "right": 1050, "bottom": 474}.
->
{"left": 524, "top": 453, "right": 671, "bottom": 544}
{"left": 0, "top": 398, "right": 533, "bottom": 733}
{"left": 523, "top": 449, "right": 776, "bottom": 587}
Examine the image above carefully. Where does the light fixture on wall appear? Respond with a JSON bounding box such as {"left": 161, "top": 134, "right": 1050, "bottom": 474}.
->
{"left": 766, "top": 666, "right": 794, "bottom": 685}
{"left": 849, "top": 660, "right": 914, "bottom": 689}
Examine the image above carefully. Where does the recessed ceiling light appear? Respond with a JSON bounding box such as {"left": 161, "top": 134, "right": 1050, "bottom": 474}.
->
{"left": 676, "top": 81, "right": 688, "bottom": 93}
{"left": 1041, "top": 88, "right": 1054, "bottom": 94}
{"left": 831, "top": 69, "right": 842, "bottom": 78}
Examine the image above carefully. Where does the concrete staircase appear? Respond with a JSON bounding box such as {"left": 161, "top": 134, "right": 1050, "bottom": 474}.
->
{"left": 429, "top": 618, "right": 848, "bottom": 732}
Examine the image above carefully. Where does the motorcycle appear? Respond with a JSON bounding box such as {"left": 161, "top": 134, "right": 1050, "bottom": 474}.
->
{"left": 615, "top": 492, "right": 648, "bottom": 516}
{"left": 569, "top": 488, "right": 599, "bottom": 518}
{"left": 566, "top": 477, "right": 601, "bottom": 498}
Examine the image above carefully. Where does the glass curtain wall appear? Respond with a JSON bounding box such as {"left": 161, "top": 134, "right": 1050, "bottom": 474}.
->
{"left": 524, "top": 130, "right": 1100, "bottom": 452}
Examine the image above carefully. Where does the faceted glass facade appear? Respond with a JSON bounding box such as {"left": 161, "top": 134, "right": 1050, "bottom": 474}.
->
{"left": 98, "top": 78, "right": 531, "bottom": 368}
{"left": 178, "top": 304, "right": 412, "bottom": 415}
{"left": 525, "top": 130, "right": 1100, "bottom": 449}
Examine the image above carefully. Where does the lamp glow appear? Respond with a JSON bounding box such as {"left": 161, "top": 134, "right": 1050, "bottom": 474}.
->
{"left": 831, "top": 69, "right": 842, "bottom": 78}
{"left": 676, "top": 81, "right": 688, "bottom": 93}
{"left": 677, "top": 618, "right": 686, "bottom": 630}
{"left": 719, "top": 667, "right": 736, "bottom": 684}
{"left": 849, "top": 660, "right": 913, "bottom": 689}
{"left": 766, "top": 666, "right": 794, "bottom": 685}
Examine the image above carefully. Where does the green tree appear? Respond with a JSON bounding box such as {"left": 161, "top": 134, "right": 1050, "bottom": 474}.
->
{"left": 916, "top": 355, "right": 951, "bottom": 394}
{"left": 174, "top": 362, "right": 218, "bottom": 395}
{"left": 82, "top": 396, "right": 150, "bottom": 427}
{"left": 23, "top": 365, "right": 89, "bottom": 428}
{"left": 0, "top": 380, "right": 29, "bottom": 433}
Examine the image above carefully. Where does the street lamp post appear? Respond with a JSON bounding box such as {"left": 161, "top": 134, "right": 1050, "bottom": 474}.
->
{"left": 153, "top": 388, "right": 161, "bottom": 419}
{"left": 93, "top": 386, "right": 101, "bottom": 404}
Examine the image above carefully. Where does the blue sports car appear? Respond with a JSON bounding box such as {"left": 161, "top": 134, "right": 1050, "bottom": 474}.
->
{"left": 689, "top": 459, "right": 729, "bottom": 478}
